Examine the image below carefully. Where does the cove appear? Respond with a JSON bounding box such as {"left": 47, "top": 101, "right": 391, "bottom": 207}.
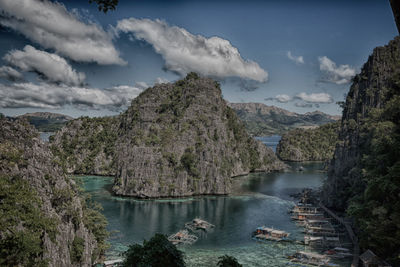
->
{"left": 80, "top": 162, "right": 349, "bottom": 266}
{"left": 79, "top": 135, "right": 350, "bottom": 267}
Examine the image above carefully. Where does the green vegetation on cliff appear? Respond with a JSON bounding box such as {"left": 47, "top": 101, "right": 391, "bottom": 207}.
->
{"left": 113, "top": 73, "right": 284, "bottom": 198}
{"left": 0, "top": 117, "right": 109, "bottom": 266}
{"left": 51, "top": 116, "right": 118, "bottom": 175}
{"left": 324, "top": 37, "right": 400, "bottom": 265}
{"left": 276, "top": 122, "right": 340, "bottom": 161}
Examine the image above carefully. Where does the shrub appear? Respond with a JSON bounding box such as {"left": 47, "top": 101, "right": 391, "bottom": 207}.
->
{"left": 122, "top": 234, "right": 185, "bottom": 267}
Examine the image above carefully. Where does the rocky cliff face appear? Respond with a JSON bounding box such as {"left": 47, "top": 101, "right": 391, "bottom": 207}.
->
{"left": 323, "top": 37, "right": 400, "bottom": 264}
{"left": 51, "top": 116, "right": 118, "bottom": 175}
{"left": 228, "top": 102, "right": 340, "bottom": 136}
{"left": 0, "top": 116, "right": 107, "bottom": 266}
{"left": 324, "top": 37, "right": 400, "bottom": 210}
{"left": 276, "top": 122, "right": 339, "bottom": 162}
{"left": 113, "top": 74, "right": 285, "bottom": 198}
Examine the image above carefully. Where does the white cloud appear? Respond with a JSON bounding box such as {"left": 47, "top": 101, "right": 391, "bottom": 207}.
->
{"left": 265, "top": 92, "right": 333, "bottom": 106}
{"left": 116, "top": 18, "right": 268, "bottom": 82}
{"left": 4, "top": 45, "right": 85, "bottom": 86}
{"left": 287, "top": 51, "right": 304, "bottom": 64}
{"left": 0, "top": 82, "right": 143, "bottom": 110}
{"left": 318, "top": 56, "right": 356, "bottom": 84}
{"left": 0, "top": 0, "right": 125, "bottom": 65}
{"left": 265, "top": 94, "right": 292, "bottom": 103}
{"left": 134, "top": 81, "right": 149, "bottom": 90}
{"left": 295, "top": 102, "right": 313, "bottom": 108}
{"left": 0, "top": 66, "right": 23, "bottom": 81}
{"left": 295, "top": 92, "right": 333, "bottom": 103}
{"left": 154, "top": 77, "right": 169, "bottom": 84}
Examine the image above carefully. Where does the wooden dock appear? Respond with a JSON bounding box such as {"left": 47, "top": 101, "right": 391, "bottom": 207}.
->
{"left": 319, "top": 203, "right": 359, "bottom": 267}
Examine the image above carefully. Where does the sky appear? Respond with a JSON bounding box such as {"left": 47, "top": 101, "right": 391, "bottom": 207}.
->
{"left": 0, "top": 0, "right": 397, "bottom": 118}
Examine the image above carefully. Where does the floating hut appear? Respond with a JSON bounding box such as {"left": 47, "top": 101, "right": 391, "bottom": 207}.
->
{"left": 168, "top": 229, "right": 198, "bottom": 245}
{"left": 253, "top": 226, "right": 290, "bottom": 242}
{"left": 359, "top": 249, "right": 392, "bottom": 267}
{"left": 185, "top": 218, "right": 214, "bottom": 232}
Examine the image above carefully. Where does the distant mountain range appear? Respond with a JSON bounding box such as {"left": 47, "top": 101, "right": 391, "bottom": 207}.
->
{"left": 228, "top": 102, "right": 341, "bottom": 136}
{"left": 18, "top": 112, "right": 73, "bottom": 132}
{"left": 16, "top": 103, "right": 340, "bottom": 136}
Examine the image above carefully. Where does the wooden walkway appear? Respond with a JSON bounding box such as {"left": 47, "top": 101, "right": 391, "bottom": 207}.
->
{"left": 319, "top": 203, "right": 359, "bottom": 267}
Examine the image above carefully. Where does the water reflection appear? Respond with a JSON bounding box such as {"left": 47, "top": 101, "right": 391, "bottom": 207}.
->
{"left": 80, "top": 162, "right": 329, "bottom": 266}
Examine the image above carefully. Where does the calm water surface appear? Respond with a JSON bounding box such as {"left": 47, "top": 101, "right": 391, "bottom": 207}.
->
{"left": 80, "top": 137, "right": 350, "bottom": 266}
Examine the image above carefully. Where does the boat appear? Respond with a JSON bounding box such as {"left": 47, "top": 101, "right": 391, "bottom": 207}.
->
{"left": 252, "top": 226, "right": 291, "bottom": 242}
{"left": 324, "top": 247, "right": 353, "bottom": 258}
{"left": 291, "top": 212, "right": 326, "bottom": 221}
{"left": 288, "top": 251, "right": 337, "bottom": 266}
{"left": 185, "top": 218, "right": 214, "bottom": 232}
{"left": 304, "top": 235, "right": 340, "bottom": 247}
{"left": 168, "top": 229, "right": 198, "bottom": 245}
{"left": 290, "top": 205, "right": 321, "bottom": 214}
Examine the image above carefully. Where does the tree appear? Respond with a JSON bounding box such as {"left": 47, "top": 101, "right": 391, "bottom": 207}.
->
{"left": 89, "top": 0, "right": 119, "bottom": 13}
{"left": 217, "top": 255, "right": 242, "bottom": 267}
{"left": 122, "top": 234, "right": 185, "bottom": 267}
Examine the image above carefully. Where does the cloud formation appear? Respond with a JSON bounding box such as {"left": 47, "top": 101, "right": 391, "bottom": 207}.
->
{"left": 0, "top": 66, "right": 23, "bottom": 81}
{"left": 265, "top": 94, "right": 292, "bottom": 103}
{"left": 265, "top": 92, "right": 333, "bottom": 108}
{"left": 116, "top": 18, "right": 268, "bottom": 82}
{"left": 295, "top": 102, "right": 313, "bottom": 108}
{"left": 294, "top": 92, "right": 333, "bottom": 103}
{"left": 4, "top": 45, "right": 85, "bottom": 86}
{"left": 287, "top": 51, "right": 304, "bottom": 64}
{"left": 154, "top": 77, "right": 170, "bottom": 84}
{"left": 0, "top": 82, "right": 143, "bottom": 110}
{"left": 318, "top": 56, "right": 356, "bottom": 84}
{"left": 0, "top": 0, "right": 125, "bottom": 65}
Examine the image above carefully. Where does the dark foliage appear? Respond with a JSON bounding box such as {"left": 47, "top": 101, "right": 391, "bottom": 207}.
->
{"left": 122, "top": 234, "right": 185, "bottom": 267}
{"left": 217, "top": 255, "right": 243, "bottom": 267}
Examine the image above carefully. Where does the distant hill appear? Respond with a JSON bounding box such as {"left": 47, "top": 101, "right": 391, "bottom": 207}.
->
{"left": 276, "top": 121, "right": 340, "bottom": 162}
{"left": 18, "top": 112, "right": 73, "bottom": 132}
{"left": 228, "top": 102, "right": 340, "bottom": 136}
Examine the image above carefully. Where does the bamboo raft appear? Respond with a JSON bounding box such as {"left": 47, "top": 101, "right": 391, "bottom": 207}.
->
{"left": 168, "top": 229, "right": 198, "bottom": 245}
{"left": 185, "top": 218, "right": 215, "bottom": 232}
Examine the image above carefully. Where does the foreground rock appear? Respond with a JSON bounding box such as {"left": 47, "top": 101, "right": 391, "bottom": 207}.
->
{"left": 0, "top": 116, "right": 107, "bottom": 266}
{"left": 113, "top": 74, "right": 285, "bottom": 198}
{"left": 276, "top": 122, "right": 339, "bottom": 162}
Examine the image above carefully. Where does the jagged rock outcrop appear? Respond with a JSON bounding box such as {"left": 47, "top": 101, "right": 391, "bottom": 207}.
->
{"left": 113, "top": 74, "right": 285, "bottom": 198}
{"left": 0, "top": 116, "right": 107, "bottom": 266}
{"left": 51, "top": 116, "right": 118, "bottom": 175}
{"left": 323, "top": 37, "right": 400, "bottom": 265}
{"left": 276, "top": 122, "right": 340, "bottom": 162}
{"left": 228, "top": 102, "right": 340, "bottom": 136}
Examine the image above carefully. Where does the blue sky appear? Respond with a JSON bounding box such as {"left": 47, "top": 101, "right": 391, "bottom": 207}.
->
{"left": 0, "top": 0, "right": 397, "bottom": 117}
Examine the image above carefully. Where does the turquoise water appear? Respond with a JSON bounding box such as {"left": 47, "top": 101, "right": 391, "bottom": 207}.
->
{"left": 80, "top": 161, "right": 350, "bottom": 266}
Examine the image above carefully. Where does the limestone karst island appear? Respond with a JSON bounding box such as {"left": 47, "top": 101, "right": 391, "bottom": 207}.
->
{"left": 0, "top": 1, "right": 399, "bottom": 267}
